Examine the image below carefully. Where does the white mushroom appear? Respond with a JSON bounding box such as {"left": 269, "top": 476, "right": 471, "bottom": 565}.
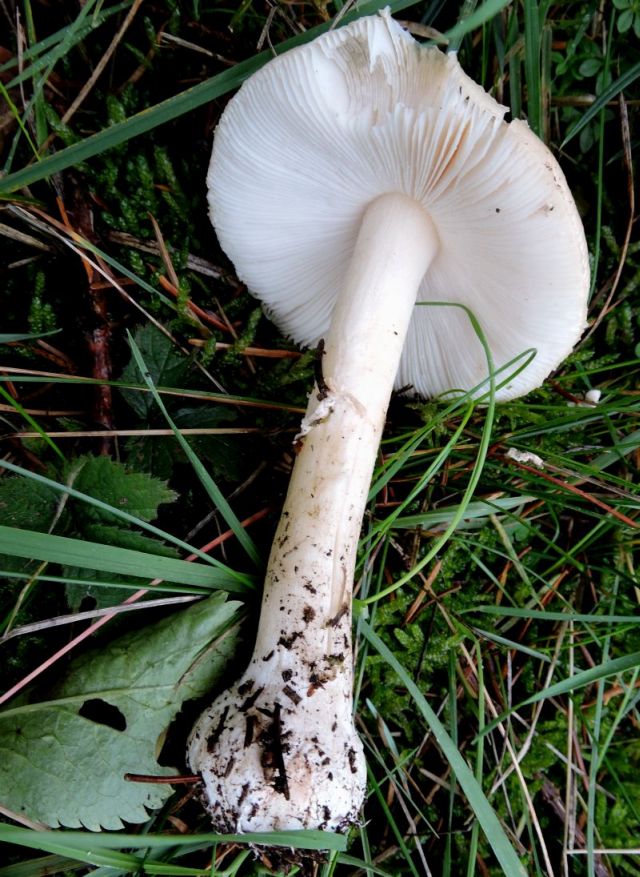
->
{"left": 188, "top": 10, "right": 589, "bottom": 837}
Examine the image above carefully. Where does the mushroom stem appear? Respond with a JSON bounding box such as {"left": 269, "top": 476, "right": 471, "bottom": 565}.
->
{"left": 255, "top": 193, "right": 438, "bottom": 655}
{"left": 188, "top": 193, "right": 438, "bottom": 834}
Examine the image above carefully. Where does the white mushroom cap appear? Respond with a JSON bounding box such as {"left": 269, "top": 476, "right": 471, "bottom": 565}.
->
{"left": 208, "top": 10, "right": 590, "bottom": 401}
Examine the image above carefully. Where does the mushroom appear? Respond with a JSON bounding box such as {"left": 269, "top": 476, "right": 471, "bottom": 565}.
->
{"left": 188, "top": 9, "right": 589, "bottom": 837}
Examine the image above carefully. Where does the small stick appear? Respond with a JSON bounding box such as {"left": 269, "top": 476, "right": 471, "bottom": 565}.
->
{"left": 314, "top": 338, "right": 329, "bottom": 400}
{"left": 124, "top": 773, "right": 200, "bottom": 785}
{"left": 188, "top": 338, "right": 300, "bottom": 359}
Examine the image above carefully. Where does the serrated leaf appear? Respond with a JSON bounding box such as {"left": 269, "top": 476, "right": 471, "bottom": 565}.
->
{"left": 174, "top": 407, "right": 246, "bottom": 482}
{"left": 0, "top": 479, "right": 59, "bottom": 581}
{"left": 126, "top": 407, "right": 244, "bottom": 482}
{"left": 0, "top": 477, "right": 58, "bottom": 530}
{"left": 83, "top": 523, "right": 180, "bottom": 559}
{"left": 71, "top": 455, "right": 176, "bottom": 524}
{"left": 120, "top": 325, "right": 189, "bottom": 418}
{"left": 0, "top": 594, "right": 242, "bottom": 830}
{"left": 126, "top": 429, "right": 179, "bottom": 480}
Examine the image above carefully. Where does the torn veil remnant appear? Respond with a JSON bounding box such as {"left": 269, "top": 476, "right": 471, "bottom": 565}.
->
{"left": 188, "top": 9, "right": 589, "bottom": 837}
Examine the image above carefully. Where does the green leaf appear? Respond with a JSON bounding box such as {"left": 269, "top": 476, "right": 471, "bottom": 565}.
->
{"left": 0, "top": 594, "right": 242, "bottom": 830}
{"left": 617, "top": 8, "right": 634, "bottom": 32}
{"left": 0, "top": 477, "right": 57, "bottom": 531}
{"left": 71, "top": 455, "right": 176, "bottom": 524}
{"left": 82, "top": 523, "right": 180, "bottom": 559}
{"left": 579, "top": 57, "right": 603, "bottom": 77}
{"left": 173, "top": 407, "right": 244, "bottom": 482}
{"left": 562, "top": 60, "right": 640, "bottom": 146}
{"left": 120, "top": 325, "right": 190, "bottom": 419}
{"left": 126, "top": 407, "right": 243, "bottom": 482}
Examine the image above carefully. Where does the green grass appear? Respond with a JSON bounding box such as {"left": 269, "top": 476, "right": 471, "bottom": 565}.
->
{"left": 0, "top": 1, "right": 639, "bottom": 875}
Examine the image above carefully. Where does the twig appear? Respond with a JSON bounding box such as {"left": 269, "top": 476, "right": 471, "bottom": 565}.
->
{"left": 124, "top": 773, "right": 201, "bottom": 784}
{"left": 0, "top": 404, "right": 82, "bottom": 416}
{"left": 188, "top": 338, "right": 299, "bottom": 359}
{"left": 157, "top": 274, "right": 230, "bottom": 333}
{"left": 507, "top": 459, "right": 638, "bottom": 529}
{"left": 106, "top": 230, "right": 230, "bottom": 280}
{"left": 0, "top": 365, "right": 306, "bottom": 414}
{"left": 1, "top": 595, "right": 198, "bottom": 642}
{"left": 58, "top": 191, "right": 114, "bottom": 451}
{"left": 0, "top": 220, "right": 54, "bottom": 251}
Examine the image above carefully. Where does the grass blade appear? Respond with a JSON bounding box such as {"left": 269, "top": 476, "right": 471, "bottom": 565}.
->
{"left": 445, "top": 0, "right": 513, "bottom": 51}
{"left": 360, "top": 620, "right": 527, "bottom": 877}
{"left": 0, "top": 568, "right": 210, "bottom": 596}
{"left": 465, "top": 607, "right": 640, "bottom": 624}
{"left": 523, "top": 0, "right": 542, "bottom": 136}
{"left": 3, "top": 2, "right": 131, "bottom": 87}
{"left": 0, "top": 330, "right": 60, "bottom": 343}
{"left": 360, "top": 301, "right": 499, "bottom": 605}
{"left": 0, "top": 825, "right": 348, "bottom": 857}
{"left": 0, "top": 383, "right": 64, "bottom": 461}
{"left": 0, "top": 526, "right": 248, "bottom": 591}
{"left": 0, "top": 855, "right": 83, "bottom": 877}
{"left": 127, "top": 333, "right": 261, "bottom": 567}
{"left": 392, "top": 495, "right": 536, "bottom": 529}
{"left": 561, "top": 60, "right": 640, "bottom": 147}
